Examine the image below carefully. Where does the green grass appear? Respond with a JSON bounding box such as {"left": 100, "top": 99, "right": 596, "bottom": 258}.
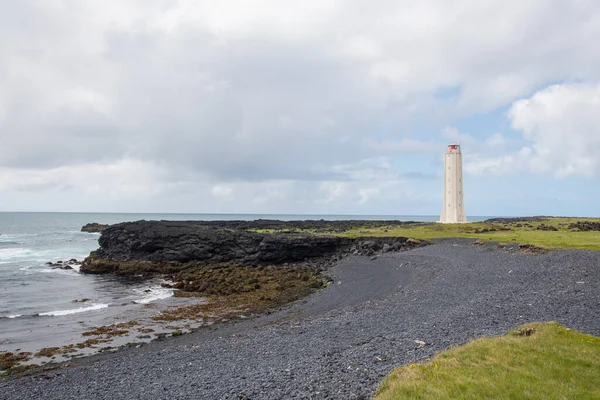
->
{"left": 376, "top": 322, "right": 600, "bottom": 400}
{"left": 342, "top": 221, "right": 600, "bottom": 250}
{"left": 251, "top": 218, "right": 600, "bottom": 250}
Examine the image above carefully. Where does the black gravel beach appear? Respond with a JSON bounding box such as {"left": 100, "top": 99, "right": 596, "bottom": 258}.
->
{"left": 2, "top": 239, "right": 599, "bottom": 399}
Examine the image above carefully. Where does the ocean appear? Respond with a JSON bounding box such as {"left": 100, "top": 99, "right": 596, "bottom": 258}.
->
{"left": 0, "top": 212, "right": 490, "bottom": 359}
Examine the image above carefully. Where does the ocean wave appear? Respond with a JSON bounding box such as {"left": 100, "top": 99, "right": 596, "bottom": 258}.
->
{"left": 68, "top": 230, "right": 101, "bottom": 235}
{"left": 133, "top": 287, "right": 174, "bottom": 304}
{"left": 0, "top": 241, "right": 22, "bottom": 246}
{"left": 0, "top": 248, "right": 33, "bottom": 260}
{"left": 38, "top": 267, "right": 80, "bottom": 276}
{"left": 38, "top": 303, "right": 109, "bottom": 317}
{"left": 1, "top": 314, "right": 23, "bottom": 319}
{"left": 1, "top": 247, "right": 86, "bottom": 263}
{"left": 38, "top": 262, "right": 82, "bottom": 274}
{"left": 0, "top": 233, "right": 36, "bottom": 241}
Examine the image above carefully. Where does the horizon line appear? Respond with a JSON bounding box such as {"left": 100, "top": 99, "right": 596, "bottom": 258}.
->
{"left": 0, "top": 211, "right": 576, "bottom": 218}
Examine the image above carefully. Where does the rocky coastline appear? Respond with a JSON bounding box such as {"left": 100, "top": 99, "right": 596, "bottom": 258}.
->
{"left": 4, "top": 238, "right": 599, "bottom": 399}
{"left": 73, "top": 220, "right": 426, "bottom": 359}
{"left": 80, "top": 220, "right": 425, "bottom": 276}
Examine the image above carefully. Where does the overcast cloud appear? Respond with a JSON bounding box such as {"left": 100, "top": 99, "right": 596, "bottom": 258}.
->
{"left": 1, "top": 1, "right": 599, "bottom": 215}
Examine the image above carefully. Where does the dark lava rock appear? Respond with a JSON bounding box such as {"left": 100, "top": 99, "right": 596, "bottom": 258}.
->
{"left": 173, "top": 219, "right": 424, "bottom": 233}
{"left": 53, "top": 265, "right": 73, "bottom": 270}
{"left": 80, "top": 220, "right": 424, "bottom": 275}
{"left": 536, "top": 224, "right": 558, "bottom": 231}
{"left": 474, "top": 226, "right": 511, "bottom": 233}
{"left": 81, "top": 223, "right": 110, "bottom": 233}
{"left": 569, "top": 221, "right": 600, "bottom": 231}
{"left": 47, "top": 259, "right": 81, "bottom": 269}
{"left": 484, "top": 217, "right": 548, "bottom": 224}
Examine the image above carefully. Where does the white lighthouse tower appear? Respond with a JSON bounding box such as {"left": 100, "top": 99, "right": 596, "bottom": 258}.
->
{"left": 439, "top": 143, "right": 467, "bottom": 223}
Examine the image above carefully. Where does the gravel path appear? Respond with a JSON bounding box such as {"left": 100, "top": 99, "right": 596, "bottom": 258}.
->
{"left": 2, "top": 239, "right": 599, "bottom": 399}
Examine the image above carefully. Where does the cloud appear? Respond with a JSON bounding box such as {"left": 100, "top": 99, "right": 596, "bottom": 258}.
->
{"left": 509, "top": 83, "right": 600, "bottom": 178}
{"left": 1, "top": 1, "right": 600, "bottom": 212}
{"left": 363, "top": 138, "right": 438, "bottom": 155}
{"left": 441, "top": 127, "right": 477, "bottom": 147}
{"left": 0, "top": 159, "right": 170, "bottom": 197}
{"left": 466, "top": 83, "right": 600, "bottom": 178}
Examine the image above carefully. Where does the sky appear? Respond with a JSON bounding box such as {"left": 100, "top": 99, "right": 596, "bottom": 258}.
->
{"left": 1, "top": 0, "right": 599, "bottom": 216}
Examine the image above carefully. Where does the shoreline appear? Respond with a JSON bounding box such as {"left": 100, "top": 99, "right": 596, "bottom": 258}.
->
{"left": 2, "top": 216, "right": 599, "bottom": 398}
{"left": 2, "top": 217, "right": 425, "bottom": 373}
{"left": 2, "top": 238, "right": 599, "bottom": 398}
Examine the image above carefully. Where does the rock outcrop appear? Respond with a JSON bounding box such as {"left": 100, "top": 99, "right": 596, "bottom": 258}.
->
{"left": 536, "top": 223, "right": 558, "bottom": 231}
{"left": 569, "top": 221, "right": 600, "bottom": 231}
{"left": 46, "top": 258, "right": 82, "bottom": 270}
{"left": 81, "top": 220, "right": 424, "bottom": 275}
{"left": 81, "top": 223, "right": 110, "bottom": 233}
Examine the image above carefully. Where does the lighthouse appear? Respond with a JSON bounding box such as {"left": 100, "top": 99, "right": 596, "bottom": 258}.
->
{"left": 439, "top": 143, "right": 467, "bottom": 223}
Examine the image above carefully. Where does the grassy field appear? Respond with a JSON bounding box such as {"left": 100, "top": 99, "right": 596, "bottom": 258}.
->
{"left": 252, "top": 217, "right": 600, "bottom": 250}
{"left": 338, "top": 218, "right": 600, "bottom": 250}
{"left": 376, "top": 322, "right": 600, "bottom": 400}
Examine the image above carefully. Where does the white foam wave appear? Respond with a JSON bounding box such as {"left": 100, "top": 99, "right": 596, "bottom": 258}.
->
{"left": 0, "top": 248, "right": 32, "bottom": 260}
{"left": 38, "top": 262, "right": 82, "bottom": 274}
{"left": 69, "top": 230, "right": 101, "bottom": 235}
{"left": 69, "top": 264, "right": 81, "bottom": 272}
{"left": 0, "top": 233, "right": 35, "bottom": 242}
{"left": 39, "top": 268, "right": 79, "bottom": 276}
{"left": 133, "top": 287, "right": 174, "bottom": 304}
{"left": 3, "top": 315, "right": 22, "bottom": 319}
{"left": 0, "top": 247, "right": 88, "bottom": 265}
{"left": 38, "top": 303, "right": 109, "bottom": 317}
{"left": 18, "top": 262, "right": 81, "bottom": 275}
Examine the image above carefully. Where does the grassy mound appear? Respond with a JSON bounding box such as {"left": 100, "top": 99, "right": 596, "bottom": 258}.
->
{"left": 376, "top": 322, "right": 600, "bottom": 399}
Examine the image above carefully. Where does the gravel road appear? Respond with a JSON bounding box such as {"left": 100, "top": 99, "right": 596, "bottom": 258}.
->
{"left": 2, "top": 239, "right": 599, "bottom": 399}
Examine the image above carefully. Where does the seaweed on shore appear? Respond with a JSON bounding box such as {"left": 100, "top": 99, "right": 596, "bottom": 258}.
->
{"left": 154, "top": 264, "right": 329, "bottom": 323}
{"left": 171, "top": 264, "right": 324, "bottom": 295}
{"left": 82, "top": 321, "right": 140, "bottom": 338}
{"left": 1, "top": 351, "right": 32, "bottom": 371}
{"left": 75, "top": 338, "right": 111, "bottom": 349}
{"left": 34, "top": 347, "right": 62, "bottom": 358}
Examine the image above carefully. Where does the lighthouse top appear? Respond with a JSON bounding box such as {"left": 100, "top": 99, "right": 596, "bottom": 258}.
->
{"left": 447, "top": 143, "right": 461, "bottom": 153}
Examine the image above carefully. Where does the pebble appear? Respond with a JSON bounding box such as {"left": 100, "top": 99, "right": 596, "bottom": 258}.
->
{"left": 2, "top": 239, "right": 598, "bottom": 399}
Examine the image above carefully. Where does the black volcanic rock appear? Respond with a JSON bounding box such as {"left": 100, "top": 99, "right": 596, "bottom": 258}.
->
{"left": 81, "top": 223, "right": 110, "bottom": 233}
{"left": 536, "top": 223, "right": 558, "bottom": 231}
{"left": 484, "top": 216, "right": 547, "bottom": 224}
{"left": 81, "top": 220, "right": 423, "bottom": 275}
{"left": 569, "top": 221, "right": 600, "bottom": 231}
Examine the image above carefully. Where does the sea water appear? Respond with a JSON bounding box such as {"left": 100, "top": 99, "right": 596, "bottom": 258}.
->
{"left": 0, "top": 212, "right": 490, "bottom": 353}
